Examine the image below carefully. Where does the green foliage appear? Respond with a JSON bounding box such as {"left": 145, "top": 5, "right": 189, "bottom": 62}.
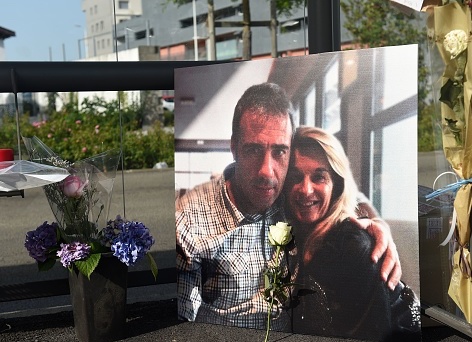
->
{"left": 273, "top": 0, "right": 305, "bottom": 16}
{"left": 341, "top": 0, "right": 428, "bottom": 99}
{"left": 341, "top": 0, "right": 438, "bottom": 150}
{"left": 0, "top": 94, "right": 174, "bottom": 169}
{"left": 341, "top": 0, "right": 423, "bottom": 47}
{"left": 75, "top": 253, "right": 101, "bottom": 280}
{"left": 147, "top": 252, "right": 159, "bottom": 281}
{"left": 418, "top": 102, "right": 443, "bottom": 152}
{"left": 163, "top": 109, "right": 174, "bottom": 127}
{"left": 123, "top": 121, "right": 174, "bottom": 169}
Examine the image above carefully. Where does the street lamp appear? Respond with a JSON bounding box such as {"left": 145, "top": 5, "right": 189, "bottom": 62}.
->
{"left": 192, "top": 0, "right": 198, "bottom": 61}
{"left": 125, "top": 27, "right": 136, "bottom": 50}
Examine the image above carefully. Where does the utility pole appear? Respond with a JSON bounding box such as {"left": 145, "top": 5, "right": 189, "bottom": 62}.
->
{"left": 241, "top": 0, "right": 251, "bottom": 60}
{"left": 270, "top": 0, "right": 277, "bottom": 58}
{"left": 192, "top": 0, "right": 198, "bottom": 61}
{"left": 207, "top": 0, "right": 216, "bottom": 60}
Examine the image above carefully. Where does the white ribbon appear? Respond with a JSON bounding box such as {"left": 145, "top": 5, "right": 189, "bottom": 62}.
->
{"left": 428, "top": 172, "right": 458, "bottom": 246}
{"left": 440, "top": 207, "right": 457, "bottom": 246}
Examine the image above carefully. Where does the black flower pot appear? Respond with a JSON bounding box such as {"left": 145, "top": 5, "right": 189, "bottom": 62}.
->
{"left": 68, "top": 253, "right": 128, "bottom": 342}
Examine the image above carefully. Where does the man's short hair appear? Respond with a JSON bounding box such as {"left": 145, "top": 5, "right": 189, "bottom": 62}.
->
{"left": 232, "top": 82, "right": 295, "bottom": 142}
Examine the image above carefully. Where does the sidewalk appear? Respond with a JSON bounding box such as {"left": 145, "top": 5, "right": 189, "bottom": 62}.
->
{"left": 0, "top": 298, "right": 471, "bottom": 342}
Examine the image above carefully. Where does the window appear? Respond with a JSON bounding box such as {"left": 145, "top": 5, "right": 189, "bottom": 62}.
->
{"left": 180, "top": 4, "right": 243, "bottom": 28}
{"left": 119, "top": 1, "right": 129, "bottom": 10}
{"left": 371, "top": 116, "right": 417, "bottom": 220}
{"left": 100, "top": 21, "right": 104, "bottom": 31}
{"left": 322, "top": 59, "right": 341, "bottom": 134}
{"left": 304, "top": 86, "right": 316, "bottom": 127}
{"left": 280, "top": 18, "right": 306, "bottom": 34}
{"left": 94, "top": 5, "right": 97, "bottom": 14}
{"left": 135, "top": 30, "right": 147, "bottom": 40}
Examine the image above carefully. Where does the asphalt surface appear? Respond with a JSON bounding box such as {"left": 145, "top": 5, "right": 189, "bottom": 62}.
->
{"left": 1, "top": 298, "right": 472, "bottom": 342}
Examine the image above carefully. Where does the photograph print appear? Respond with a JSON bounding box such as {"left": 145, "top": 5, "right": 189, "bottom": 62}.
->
{"left": 174, "top": 44, "right": 421, "bottom": 341}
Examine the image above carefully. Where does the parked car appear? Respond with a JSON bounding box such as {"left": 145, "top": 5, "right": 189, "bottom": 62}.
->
{"left": 162, "top": 96, "right": 174, "bottom": 112}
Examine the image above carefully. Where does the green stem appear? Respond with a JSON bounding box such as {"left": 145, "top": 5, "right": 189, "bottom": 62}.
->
{"left": 264, "top": 245, "right": 281, "bottom": 342}
{"left": 264, "top": 295, "right": 274, "bottom": 342}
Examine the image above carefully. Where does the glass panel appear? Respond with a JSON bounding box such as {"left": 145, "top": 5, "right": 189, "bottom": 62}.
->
{"left": 381, "top": 47, "right": 418, "bottom": 112}
{"left": 0, "top": 88, "right": 176, "bottom": 307}
{"left": 371, "top": 116, "right": 417, "bottom": 221}
{"left": 303, "top": 86, "right": 316, "bottom": 127}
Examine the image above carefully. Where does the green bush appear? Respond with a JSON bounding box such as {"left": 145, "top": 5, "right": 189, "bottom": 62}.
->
{"left": 0, "top": 96, "right": 174, "bottom": 169}
{"left": 418, "top": 102, "right": 443, "bottom": 152}
{"left": 123, "top": 121, "right": 174, "bottom": 169}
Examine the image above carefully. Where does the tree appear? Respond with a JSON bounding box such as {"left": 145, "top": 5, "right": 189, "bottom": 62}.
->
{"left": 238, "top": 0, "right": 306, "bottom": 59}
{"left": 341, "top": 0, "right": 438, "bottom": 151}
{"left": 169, "top": 0, "right": 305, "bottom": 60}
{"left": 167, "top": 0, "right": 216, "bottom": 60}
{"left": 341, "top": 0, "right": 428, "bottom": 105}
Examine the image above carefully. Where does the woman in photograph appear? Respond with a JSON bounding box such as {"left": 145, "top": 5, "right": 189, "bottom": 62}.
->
{"left": 285, "top": 126, "right": 421, "bottom": 341}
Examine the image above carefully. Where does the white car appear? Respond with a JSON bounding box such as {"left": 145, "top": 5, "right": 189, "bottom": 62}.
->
{"left": 162, "top": 96, "right": 174, "bottom": 112}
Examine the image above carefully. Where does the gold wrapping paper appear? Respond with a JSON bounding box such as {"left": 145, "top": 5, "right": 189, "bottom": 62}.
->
{"left": 430, "top": 2, "right": 472, "bottom": 323}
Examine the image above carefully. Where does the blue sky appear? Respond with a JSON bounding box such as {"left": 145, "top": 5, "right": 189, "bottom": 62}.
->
{"left": 1, "top": 1, "right": 85, "bottom": 61}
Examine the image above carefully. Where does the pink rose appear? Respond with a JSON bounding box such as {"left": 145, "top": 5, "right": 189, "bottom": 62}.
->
{"left": 62, "top": 175, "right": 87, "bottom": 198}
{"left": 82, "top": 147, "right": 87, "bottom": 153}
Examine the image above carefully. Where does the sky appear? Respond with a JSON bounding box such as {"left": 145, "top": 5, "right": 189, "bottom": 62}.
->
{"left": 1, "top": 1, "right": 85, "bottom": 61}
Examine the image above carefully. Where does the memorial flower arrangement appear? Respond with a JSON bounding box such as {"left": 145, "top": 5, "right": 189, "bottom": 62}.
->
{"left": 22, "top": 136, "right": 157, "bottom": 280}
{"left": 423, "top": 0, "right": 472, "bottom": 323}
{"left": 262, "top": 221, "right": 293, "bottom": 342}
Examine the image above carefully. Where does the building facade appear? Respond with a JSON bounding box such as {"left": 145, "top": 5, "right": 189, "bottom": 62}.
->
{"left": 115, "top": 0, "right": 310, "bottom": 61}
{"left": 81, "top": 0, "right": 353, "bottom": 61}
{"left": 81, "top": 0, "right": 143, "bottom": 57}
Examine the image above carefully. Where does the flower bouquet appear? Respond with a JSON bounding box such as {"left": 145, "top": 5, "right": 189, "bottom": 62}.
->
{"left": 424, "top": 0, "right": 472, "bottom": 323}
{"left": 22, "top": 136, "right": 157, "bottom": 280}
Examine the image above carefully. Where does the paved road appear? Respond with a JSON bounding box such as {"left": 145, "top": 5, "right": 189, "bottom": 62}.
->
{"left": 0, "top": 168, "right": 177, "bottom": 316}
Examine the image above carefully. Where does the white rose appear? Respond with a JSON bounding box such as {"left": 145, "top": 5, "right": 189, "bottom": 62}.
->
{"left": 444, "top": 30, "right": 469, "bottom": 59}
{"left": 268, "top": 222, "right": 292, "bottom": 246}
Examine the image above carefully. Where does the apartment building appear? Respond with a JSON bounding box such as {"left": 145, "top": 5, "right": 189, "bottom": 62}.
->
{"left": 81, "top": 0, "right": 142, "bottom": 57}
{"left": 81, "top": 0, "right": 353, "bottom": 61}
{"left": 114, "top": 0, "right": 310, "bottom": 61}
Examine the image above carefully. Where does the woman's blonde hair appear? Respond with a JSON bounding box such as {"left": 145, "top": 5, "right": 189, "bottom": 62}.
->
{"left": 290, "top": 126, "right": 359, "bottom": 263}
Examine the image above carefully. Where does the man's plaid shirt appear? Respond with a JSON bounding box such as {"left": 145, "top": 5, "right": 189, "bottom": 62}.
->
{"left": 176, "top": 164, "right": 288, "bottom": 329}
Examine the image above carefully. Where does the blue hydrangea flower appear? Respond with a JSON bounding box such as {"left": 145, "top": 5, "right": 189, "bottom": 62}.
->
{"left": 57, "top": 242, "right": 91, "bottom": 268}
{"left": 110, "top": 220, "right": 155, "bottom": 266}
{"left": 24, "top": 222, "right": 58, "bottom": 262}
{"left": 100, "top": 215, "right": 124, "bottom": 247}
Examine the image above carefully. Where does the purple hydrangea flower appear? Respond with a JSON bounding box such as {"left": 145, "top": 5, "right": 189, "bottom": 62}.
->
{"left": 100, "top": 215, "right": 125, "bottom": 246}
{"left": 110, "top": 220, "right": 155, "bottom": 266}
{"left": 24, "top": 222, "right": 58, "bottom": 262}
{"left": 57, "top": 242, "right": 91, "bottom": 268}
